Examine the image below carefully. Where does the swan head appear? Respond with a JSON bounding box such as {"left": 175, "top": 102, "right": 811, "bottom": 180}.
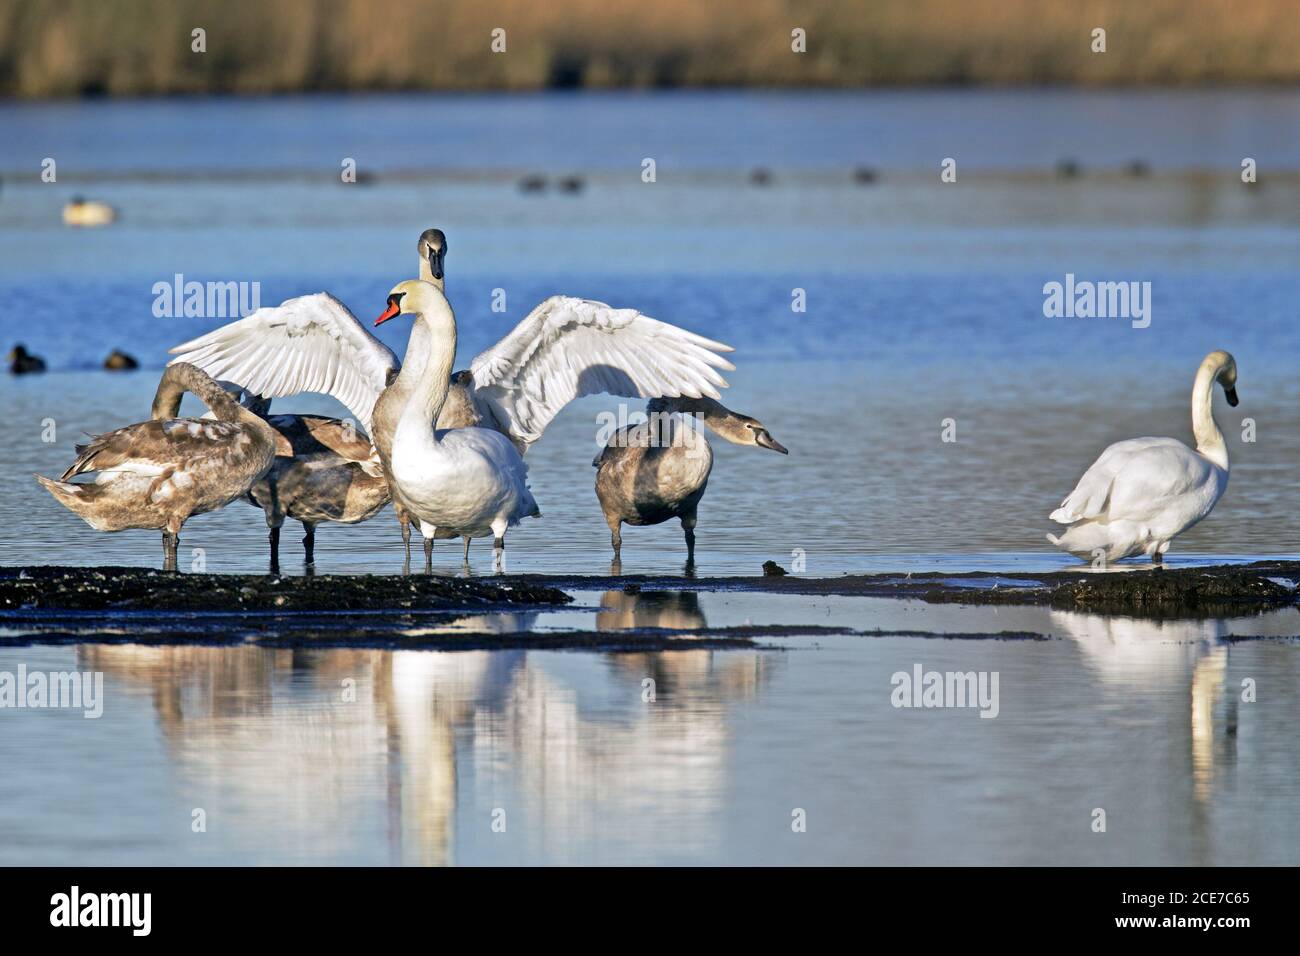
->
{"left": 651, "top": 397, "right": 788, "bottom": 454}
{"left": 730, "top": 414, "right": 788, "bottom": 454}
{"left": 375, "top": 279, "right": 454, "bottom": 332}
{"left": 217, "top": 381, "right": 271, "bottom": 417}
{"left": 1204, "top": 349, "right": 1239, "bottom": 406}
{"left": 417, "top": 228, "right": 447, "bottom": 283}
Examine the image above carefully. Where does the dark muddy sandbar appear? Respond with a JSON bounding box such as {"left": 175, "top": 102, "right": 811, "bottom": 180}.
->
{"left": 0, "top": 565, "right": 571, "bottom": 612}
{"left": 541, "top": 560, "right": 1300, "bottom": 618}
{"left": 3, "top": 563, "right": 1299, "bottom": 649}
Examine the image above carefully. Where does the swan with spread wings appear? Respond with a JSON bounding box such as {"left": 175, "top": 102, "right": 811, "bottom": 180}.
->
{"left": 169, "top": 230, "right": 736, "bottom": 568}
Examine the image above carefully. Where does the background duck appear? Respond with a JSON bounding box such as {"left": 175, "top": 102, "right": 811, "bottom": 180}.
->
{"left": 62, "top": 196, "right": 116, "bottom": 227}
{"left": 7, "top": 344, "right": 45, "bottom": 374}
{"left": 36, "top": 362, "right": 280, "bottom": 570}
{"left": 104, "top": 349, "right": 139, "bottom": 370}
{"left": 594, "top": 396, "right": 787, "bottom": 564}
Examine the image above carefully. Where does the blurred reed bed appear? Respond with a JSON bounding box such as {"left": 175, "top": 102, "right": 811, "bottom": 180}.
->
{"left": 1, "top": 0, "right": 1299, "bottom": 98}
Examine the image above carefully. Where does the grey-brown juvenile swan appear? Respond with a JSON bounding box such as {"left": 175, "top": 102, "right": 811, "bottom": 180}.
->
{"left": 36, "top": 363, "right": 280, "bottom": 570}
{"left": 231, "top": 412, "right": 390, "bottom": 572}
{"left": 594, "top": 396, "right": 787, "bottom": 562}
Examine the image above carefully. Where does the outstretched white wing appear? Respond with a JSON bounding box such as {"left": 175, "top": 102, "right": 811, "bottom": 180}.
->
{"left": 469, "top": 295, "right": 736, "bottom": 449}
{"left": 168, "top": 293, "right": 398, "bottom": 433}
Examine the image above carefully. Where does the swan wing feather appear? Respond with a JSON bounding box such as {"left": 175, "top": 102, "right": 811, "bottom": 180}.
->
{"left": 168, "top": 293, "right": 398, "bottom": 433}
{"left": 60, "top": 419, "right": 250, "bottom": 480}
{"left": 468, "top": 295, "right": 735, "bottom": 449}
{"left": 1051, "top": 437, "right": 1210, "bottom": 524}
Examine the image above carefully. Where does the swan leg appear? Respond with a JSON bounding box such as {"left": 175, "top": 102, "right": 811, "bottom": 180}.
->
{"left": 423, "top": 535, "right": 434, "bottom": 573}
{"left": 162, "top": 531, "right": 178, "bottom": 572}
{"left": 1152, "top": 550, "right": 1163, "bottom": 565}
{"left": 268, "top": 526, "right": 281, "bottom": 575}
{"left": 400, "top": 518, "right": 411, "bottom": 561}
{"left": 682, "top": 515, "right": 697, "bottom": 563}
{"left": 491, "top": 518, "right": 508, "bottom": 573}
{"left": 302, "top": 521, "right": 316, "bottom": 565}
{"left": 610, "top": 526, "right": 622, "bottom": 557}
{"left": 462, "top": 535, "right": 472, "bottom": 562}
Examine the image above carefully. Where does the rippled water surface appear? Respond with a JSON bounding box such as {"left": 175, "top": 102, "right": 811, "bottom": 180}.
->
{"left": 2, "top": 593, "right": 1298, "bottom": 866}
{"left": 3, "top": 92, "right": 1300, "bottom": 574}
{"left": 1, "top": 91, "right": 1298, "bottom": 865}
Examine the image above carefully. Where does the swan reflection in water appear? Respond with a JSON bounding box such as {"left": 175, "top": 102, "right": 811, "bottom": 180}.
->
{"left": 597, "top": 588, "right": 771, "bottom": 702}
{"left": 596, "top": 588, "right": 708, "bottom": 632}
{"left": 1049, "top": 610, "right": 1236, "bottom": 803}
{"left": 74, "top": 596, "right": 774, "bottom": 865}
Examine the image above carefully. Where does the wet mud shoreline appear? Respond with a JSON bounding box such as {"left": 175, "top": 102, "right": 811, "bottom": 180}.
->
{"left": 0, "top": 565, "right": 572, "bottom": 612}
{"left": 2, "top": 562, "right": 1297, "bottom": 649}
{"left": 547, "top": 561, "right": 1300, "bottom": 618}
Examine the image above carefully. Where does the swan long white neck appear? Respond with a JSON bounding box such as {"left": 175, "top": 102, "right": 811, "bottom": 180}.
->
{"left": 394, "top": 305, "right": 457, "bottom": 453}
{"left": 1191, "top": 358, "right": 1228, "bottom": 470}
{"left": 395, "top": 314, "right": 433, "bottom": 391}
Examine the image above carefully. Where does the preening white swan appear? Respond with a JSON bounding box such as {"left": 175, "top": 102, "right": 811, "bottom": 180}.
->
{"left": 1047, "top": 349, "right": 1239, "bottom": 563}
{"left": 375, "top": 280, "right": 537, "bottom": 562}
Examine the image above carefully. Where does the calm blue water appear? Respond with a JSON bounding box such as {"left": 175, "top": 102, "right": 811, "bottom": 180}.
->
{"left": 3, "top": 595, "right": 1297, "bottom": 865}
{"left": 1, "top": 91, "right": 1298, "bottom": 866}
{"left": 6, "top": 89, "right": 1300, "bottom": 172}
{"left": 2, "top": 91, "right": 1299, "bottom": 574}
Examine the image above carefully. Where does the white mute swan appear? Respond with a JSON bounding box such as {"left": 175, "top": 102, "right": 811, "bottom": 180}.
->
{"left": 594, "top": 396, "right": 787, "bottom": 562}
{"left": 1047, "top": 349, "right": 1239, "bottom": 564}
{"left": 36, "top": 363, "right": 281, "bottom": 570}
{"left": 375, "top": 279, "right": 538, "bottom": 562}
{"left": 207, "top": 230, "right": 448, "bottom": 570}
{"left": 169, "top": 234, "right": 735, "bottom": 567}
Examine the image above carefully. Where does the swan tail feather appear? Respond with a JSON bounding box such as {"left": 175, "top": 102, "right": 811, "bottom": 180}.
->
{"left": 35, "top": 474, "right": 102, "bottom": 521}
